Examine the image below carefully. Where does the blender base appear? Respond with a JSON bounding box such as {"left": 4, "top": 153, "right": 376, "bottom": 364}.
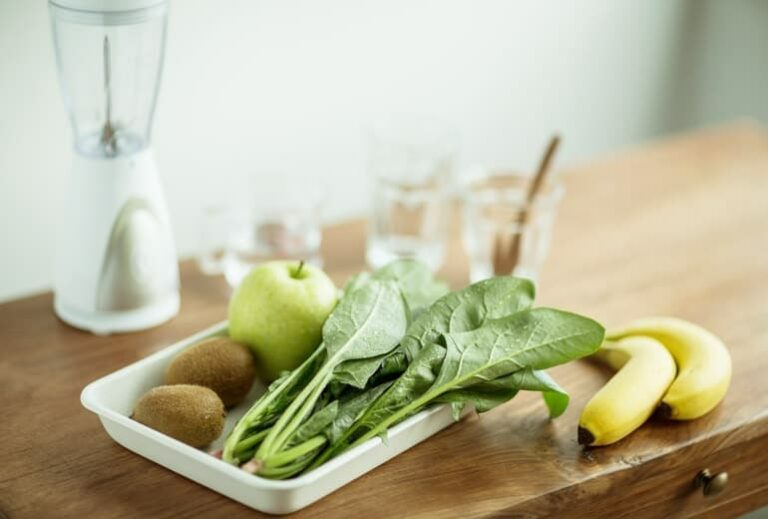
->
{"left": 54, "top": 293, "right": 179, "bottom": 335}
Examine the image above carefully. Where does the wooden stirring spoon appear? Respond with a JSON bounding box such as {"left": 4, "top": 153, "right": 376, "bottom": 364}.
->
{"left": 492, "top": 134, "right": 561, "bottom": 276}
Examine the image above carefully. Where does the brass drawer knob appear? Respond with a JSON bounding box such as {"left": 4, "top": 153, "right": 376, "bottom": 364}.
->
{"left": 694, "top": 468, "right": 728, "bottom": 497}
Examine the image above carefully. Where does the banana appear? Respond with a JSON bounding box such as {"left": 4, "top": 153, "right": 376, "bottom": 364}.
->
{"left": 578, "top": 336, "right": 676, "bottom": 446}
{"left": 607, "top": 317, "right": 731, "bottom": 420}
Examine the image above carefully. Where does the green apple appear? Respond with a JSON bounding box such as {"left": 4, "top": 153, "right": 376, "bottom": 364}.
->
{"left": 228, "top": 260, "right": 337, "bottom": 380}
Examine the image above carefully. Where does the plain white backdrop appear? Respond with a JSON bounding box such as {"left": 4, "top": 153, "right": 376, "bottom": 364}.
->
{"left": 1, "top": 0, "right": 767, "bottom": 302}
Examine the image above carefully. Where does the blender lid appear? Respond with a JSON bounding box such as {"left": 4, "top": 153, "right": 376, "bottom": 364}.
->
{"left": 50, "top": 0, "right": 166, "bottom": 12}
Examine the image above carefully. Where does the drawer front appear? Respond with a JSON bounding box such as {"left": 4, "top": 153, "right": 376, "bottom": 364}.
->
{"left": 506, "top": 432, "right": 768, "bottom": 518}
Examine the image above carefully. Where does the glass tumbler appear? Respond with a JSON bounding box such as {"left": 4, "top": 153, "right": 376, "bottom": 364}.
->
{"left": 196, "top": 180, "right": 324, "bottom": 288}
{"left": 221, "top": 203, "right": 323, "bottom": 288}
{"left": 462, "top": 172, "right": 565, "bottom": 284}
{"left": 365, "top": 119, "right": 455, "bottom": 271}
{"left": 197, "top": 205, "right": 233, "bottom": 275}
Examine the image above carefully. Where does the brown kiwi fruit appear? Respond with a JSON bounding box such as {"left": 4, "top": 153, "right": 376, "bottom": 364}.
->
{"left": 164, "top": 337, "right": 256, "bottom": 407}
{"left": 132, "top": 384, "right": 226, "bottom": 448}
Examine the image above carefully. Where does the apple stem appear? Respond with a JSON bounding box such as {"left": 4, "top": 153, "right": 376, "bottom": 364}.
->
{"left": 294, "top": 260, "right": 305, "bottom": 278}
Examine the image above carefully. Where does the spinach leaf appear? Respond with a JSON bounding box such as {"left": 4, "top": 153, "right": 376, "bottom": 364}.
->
{"left": 332, "top": 353, "right": 390, "bottom": 389}
{"left": 435, "top": 309, "right": 603, "bottom": 387}
{"left": 376, "top": 350, "right": 409, "bottom": 380}
{"left": 326, "top": 381, "right": 393, "bottom": 444}
{"left": 436, "top": 368, "right": 569, "bottom": 419}
{"left": 435, "top": 380, "right": 519, "bottom": 420}
{"left": 369, "top": 259, "right": 450, "bottom": 315}
{"left": 292, "top": 380, "right": 394, "bottom": 448}
{"left": 348, "top": 343, "right": 446, "bottom": 436}
{"left": 400, "top": 277, "right": 536, "bottom": 361}
{"left": 331, "top": 260, "right": 448, "bottom": 389}
{"left": 342, "top": 272, "right": 371, "bottom": 295}
{"left": 342, "top": 259, "right": 448, "bottom": 316}
{"left": 322, "top": 280, "right": 408, "bottom": 362}
{"left": 344, "top": 308, "right": 603, "bottom": 450}
{"left": 289, "top": 401, "right": 339, "bottom": 447}
{"left": 507, "top": 368, "right": 570, "bottom": 418}
{"left": 342, "top": 276, "right": 537, "bottom": 393}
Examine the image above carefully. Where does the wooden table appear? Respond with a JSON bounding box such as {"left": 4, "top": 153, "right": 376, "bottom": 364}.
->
{"left": 2, "top": 123, "right": 767, "bottom": 518}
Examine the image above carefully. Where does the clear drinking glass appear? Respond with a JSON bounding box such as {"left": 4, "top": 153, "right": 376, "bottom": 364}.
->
{"left": 365, "top": 119, "right": 455, "bottom": 271}
{"left": 462, "top": 171, "right": 565, "bottom": 284}
{"left": 196, "top": 180, "right": 324, "bottom": 287}
{"left": 197, "top": 205, "right": 232, "bottom": 275}
{"left": 222, "top": 204, "right": 323, "bottom": 288}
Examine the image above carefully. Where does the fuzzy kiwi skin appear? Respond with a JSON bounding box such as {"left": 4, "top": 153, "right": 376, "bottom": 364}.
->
{"left": 132, "top": 385, "right": 226, "bottom": 448}
{"left": 165, "top": 337, "right": 256, "bottom": 407}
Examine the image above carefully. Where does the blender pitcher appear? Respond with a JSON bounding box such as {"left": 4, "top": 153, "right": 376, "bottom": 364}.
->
{"left": 50, "top": 0, "right": 179, "bottom": 334}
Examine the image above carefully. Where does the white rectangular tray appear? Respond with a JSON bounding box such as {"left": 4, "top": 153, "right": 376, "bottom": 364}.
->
{"left": 81, "top": 321, "right": 461, "bottom": 515}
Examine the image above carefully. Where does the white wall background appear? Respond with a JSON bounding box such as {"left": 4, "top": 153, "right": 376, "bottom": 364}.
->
{"left": 0, "top": 0, "right": 765, "bottom": 302}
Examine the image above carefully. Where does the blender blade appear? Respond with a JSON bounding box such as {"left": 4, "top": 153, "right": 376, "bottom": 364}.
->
{"left": 100, "top": 35, "right": 117, "bottom": 156}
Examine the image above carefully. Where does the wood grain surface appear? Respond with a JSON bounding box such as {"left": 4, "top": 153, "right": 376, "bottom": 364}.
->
{"left": 1, "top": 122, "right": 768, "bottom": 518}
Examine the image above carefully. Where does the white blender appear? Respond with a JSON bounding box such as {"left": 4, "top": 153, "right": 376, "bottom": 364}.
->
{"left": 50, "top": 0, "right": 179, "bottom": 333}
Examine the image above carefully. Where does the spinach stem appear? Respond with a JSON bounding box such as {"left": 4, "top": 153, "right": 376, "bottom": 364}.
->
{"left": 256, "top": 355, "right": 338, "bottom": 459}
{"left": 270, "top": 369, "right": 333, "bottom": 452}
{"left": 307, "top": 419, "right": 352, "bottom": 470}
{"left": 306, "top": 442, "right": 336, "bottom": 471}
{"left": 258, "top": 454, "right": 316, "bottom": 479}
{"left": 235, "top": 448, "right": 255, "bottom": 463}
{"left": 348, "top": 389, "right": 438, "bottom": 449}
{"left": 233, "top": 427, "right": 271, "bottom": 454}
{"left": 222, "top": 345, "right": 324, "bottom": 463}
{"left": 262, "top": 435, "right": 326, "bottom": 469}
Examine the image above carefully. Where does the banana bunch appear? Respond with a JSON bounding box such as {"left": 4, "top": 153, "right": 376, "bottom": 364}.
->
{"left": 578, "top": 317, "right": 731, "bottom": 447}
